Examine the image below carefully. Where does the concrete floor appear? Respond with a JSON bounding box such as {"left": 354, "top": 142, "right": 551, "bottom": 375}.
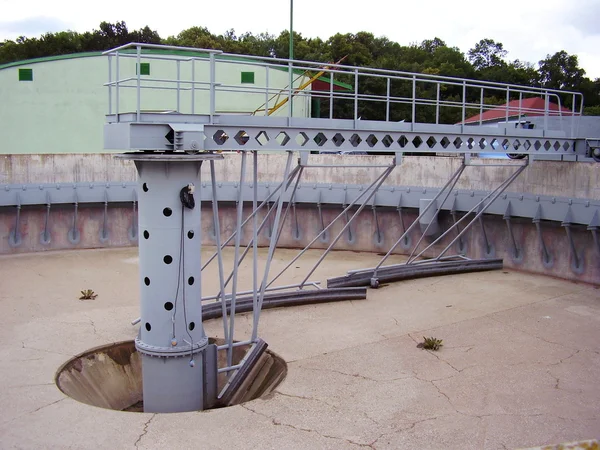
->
{"left": 0, "top": 247, "right": 598, "bottom": 449}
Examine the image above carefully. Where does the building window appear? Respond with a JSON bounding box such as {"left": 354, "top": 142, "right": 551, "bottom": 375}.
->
{"left": 241, "top": 72, "right": 255, "bottom": 84}
{"left": 19, "top": 68, "right": 33, "bottom": 81}
{"left": 137, "top": 63, "right": 150, "bottom": 76}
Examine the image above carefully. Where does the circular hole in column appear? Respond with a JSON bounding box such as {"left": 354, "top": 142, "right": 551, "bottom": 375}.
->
{"left": 142, "top": 183, "right": 148, "bottom": 192}
{"left": 163, "top": 207, "right": 172, "bottom": 217}
{"left": 187, "top": 230, "right": 194, "bottom": 239}
{"left": 188, "top": 277, "right": 194, "bottom": 286}
{"left": 145, "top": 323, "right": 151, "bottom": 331}
{"left": 164, "top": 302, "right": 173, "bottom": 311}
{"left": 143, "top": 230, "right": 149, "bottom": 240}
{"left": 144, "top": 277, "right": 150, "bottom": 286}
{"left": 188, "top": 322, "right": 195, "bottom": 331}
{"left": 163, "top": 255, "right": 173, "bottom": 264}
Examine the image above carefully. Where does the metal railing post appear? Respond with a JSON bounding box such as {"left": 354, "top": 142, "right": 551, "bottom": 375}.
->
{"left": 108, "top": 55, "right": 112, "bottom": 115}
{"left": 411, "top": 75, "right": 416, "bottom": 126}
{"left": 264, "top": 66, "right": 269, "bottom": 116}
{"left": 191, "top": 59, "right": 196, "bottom": 114}
{"left": 176, "top": 60, "right": 181, "bottom": 113}
{"left": 354, "top": 69, "right": 359, "bottom": 121}
{"left": 435, "top": 83, "right": 440, "bottom": 125}
{"left": 210, "top": 53, "right": 216, "bottom": 119}
{"left": 115, "top": 51, "right": 120, "bottom": 122}
{"left": 136, "top": 45, "right": 141, "bottom": 122}
{"left": 386, "top": 77, "right": 391, "bottom": 122}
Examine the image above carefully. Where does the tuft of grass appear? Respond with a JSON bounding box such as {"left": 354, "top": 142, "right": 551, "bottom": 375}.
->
{"left": 422, "top": 336, "right": 443, "bottom": 351}
{"left": 79, "top": 289, "right": 98, "bottom": 300}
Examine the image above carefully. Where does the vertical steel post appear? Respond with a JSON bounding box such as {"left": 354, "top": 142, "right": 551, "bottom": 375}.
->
{"left": 354, "top": 69, "right": 359, "bottom": 121}
{"left": 227, "top": 152, "right": 248, "bottom": 368}
{"left": 435, "top": 83, "right": 440, "bottom": 125}
{"left": 461, "top": 81, "right": 466, "bottom": 125}
{"left": 210, "top": 53, "right": 216, "bottom": 120}
{"left": 115, "top": 51, "right": 120, "bottom": 123}
{"left": 108, "top": 55, "right": 112, "bottom": 116}
{"left": 136, "top": 45, "right": 141, "bottom": 122}
{"left": 191, "top": 59, "right": 196, "bottom": 115}
{"left": 251, "top": 152, "right": 259, "bottom": 341}
{"left": 386, "top": 77, "right": 391, "bottom": 122}
{"left": 176, "top": 60, "right": 181, "bottom": 113}
{"left": 411, "top": 75, "right": 416, "bottom": 126}
{"left": 329, "top": 72, "right": 334, "bottom": 119}
{"left": 265, "top": 66, "right": 270, "bottom": 116}
{"left": 119, "top": 153, "right": 222, "bottom": 413}
{"left": 210, "top": 160, "right": 229, "bottom": 344}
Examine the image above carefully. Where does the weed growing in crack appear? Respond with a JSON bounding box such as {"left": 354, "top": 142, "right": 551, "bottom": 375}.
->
{"left": 421, "top": 336, "right": 443, "bottom": 351}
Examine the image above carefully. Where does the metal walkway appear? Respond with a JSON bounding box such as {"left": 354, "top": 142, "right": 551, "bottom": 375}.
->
{"left": 103, "top": 43, "right": 598, "bottom": 161}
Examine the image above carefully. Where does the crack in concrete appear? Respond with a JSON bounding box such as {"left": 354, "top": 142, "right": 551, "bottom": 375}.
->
{"left": 548, "top": 349, "right": 581, "bottom": 366}
{"left": 298, "top": 365, "right": 381, "bottom": 383}
{"left": 407, "top": 334, "right": 463, "bottom": 374}
{"left": 240, "top": 404, "right": 374, "bottom": 448}
{"left": 30, "top": 398, "right": 65, "bottom": 415}
{"left": 275, "top": 391, "right": 382, "bottom": 426}
{"left": 134, "top": 414, "right": 155, "bottom": 448}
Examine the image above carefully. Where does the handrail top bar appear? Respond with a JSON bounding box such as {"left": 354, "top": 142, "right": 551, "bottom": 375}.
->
{"left": 103, "top": 43, "right": 582, "bottom": 98}
{"left": 102, "top": 42, "right": 224, "bottom": 56}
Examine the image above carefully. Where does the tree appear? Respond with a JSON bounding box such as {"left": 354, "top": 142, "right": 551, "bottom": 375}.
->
{"left": 468, "top": 39, "right": 507, "bottom": 71}
{"left": 538, "top": 50, "right": 586, "bottom": 90}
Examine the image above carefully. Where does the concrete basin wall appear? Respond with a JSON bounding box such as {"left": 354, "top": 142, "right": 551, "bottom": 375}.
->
{"left": 1, "top": 153, "right": 598, "bottom": 284}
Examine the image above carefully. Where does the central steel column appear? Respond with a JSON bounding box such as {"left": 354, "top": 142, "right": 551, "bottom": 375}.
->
{"left": 119, "top": 153, "right": 222, "bottom": 413}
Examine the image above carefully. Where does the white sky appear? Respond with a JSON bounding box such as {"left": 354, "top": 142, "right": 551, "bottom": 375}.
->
{"left": 1, "top": 0, "right": 599, "bottom": 79}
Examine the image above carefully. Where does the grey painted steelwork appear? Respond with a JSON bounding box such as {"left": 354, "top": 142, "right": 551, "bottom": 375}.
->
{"left": 2, "top": 180, "right": 598, "bottom": 228}
{"left": 101, "top": 43, "right": 600, "bottom": 160}
{"left": 327, "top": 259, "right": 504, "bottom": 288}
{"left": 119, "top": 153, "right": 222, "bottom": 413}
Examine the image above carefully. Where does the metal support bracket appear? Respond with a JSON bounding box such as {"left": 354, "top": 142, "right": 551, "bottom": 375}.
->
{"left": 342, "top": 189, "right": 355, "bottom": 244}
{"left": 316, "top": 190, "right": 329, "bottom": 243}
{"left": 371, "top": 193, "right": 384, "bottom": 247}
{"left": 396, "top": 195, "right": 412, "bottom": 250}
{"left": 588, "top": 210, "right": 600, "bottom": 255}
{"left": 39, "top": 191, "right": 52, "bottom": 245}
{"left": 533, "top": 205, "right": 553, "bottom": 269}
{"left": 503, "top": 202, "right": 523, "bottom": 263}
{"left": 8, "top": 192, "right": 22, "bottom": 247}
{"left": 100, "top": 190, "right": 109, "bottom": 243}
{"left": 68, "top": 191, "right": 80, "bottom": 244}
{"left": 478, "top": 206, "right": 495, "bottom": 258}
{"left": 562, "top": 207, "right": 584, "bottom": 274}
{"left": 450, "top": 198, "right": 467, "bottom": 255}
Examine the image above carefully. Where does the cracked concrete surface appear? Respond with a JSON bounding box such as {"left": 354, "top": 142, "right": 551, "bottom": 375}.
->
{"left": 0, "top": 247, "right": 598, "bottom": 449}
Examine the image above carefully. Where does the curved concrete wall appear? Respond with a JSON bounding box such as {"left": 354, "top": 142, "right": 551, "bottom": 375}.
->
{"left": 1, "top": 153, "right": 598, "bottom": 284}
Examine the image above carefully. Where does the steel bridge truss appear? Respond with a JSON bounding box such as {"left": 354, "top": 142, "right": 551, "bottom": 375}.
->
{"left": 103, "top": 43, "right": 597, "bottom": 161}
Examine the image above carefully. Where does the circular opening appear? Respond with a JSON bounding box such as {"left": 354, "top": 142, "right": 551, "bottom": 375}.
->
{"left": 188, "top": 277, "right": 194, "bottom": 285}
{"left": 163, "top": 208, "right": 172, "bottom": 217}
{"left": 163, "top": 255, "right": 173, "bottom": 265}
{"left": 187, "top": 230, "right": 194, "bottom": 239}
{"left": 189, "top": 322, "right": 195, "bottom": 331}
{"left": 142, "top": 183, "right": 148, "bottom": 192}
{"left": 164, "top": 302, "right": 174, "bottom": 311}
{"left": 145, "top": 322, "right": 151, "bottom": 331}
{"left": 144, "top": 277, "right": 150, "bottom": 286}
{"left": 55, "top": 339, "right": 287, "bottom": 413}
{"left": 143, "top": 230, "right": 149, "bottom": 240}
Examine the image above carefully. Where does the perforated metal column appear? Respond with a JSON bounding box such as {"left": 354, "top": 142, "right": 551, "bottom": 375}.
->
{"left": 120, "top": 153, "right": 222, "bottom": 413}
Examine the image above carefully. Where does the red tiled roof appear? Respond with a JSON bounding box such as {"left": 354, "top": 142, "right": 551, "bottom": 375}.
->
{"left": 461, "top": 97, "right": 573, "bottom": 124}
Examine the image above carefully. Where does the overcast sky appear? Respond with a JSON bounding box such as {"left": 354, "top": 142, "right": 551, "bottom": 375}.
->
{"left": 1, "top": 0, "right": 599, "bottom": 78}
